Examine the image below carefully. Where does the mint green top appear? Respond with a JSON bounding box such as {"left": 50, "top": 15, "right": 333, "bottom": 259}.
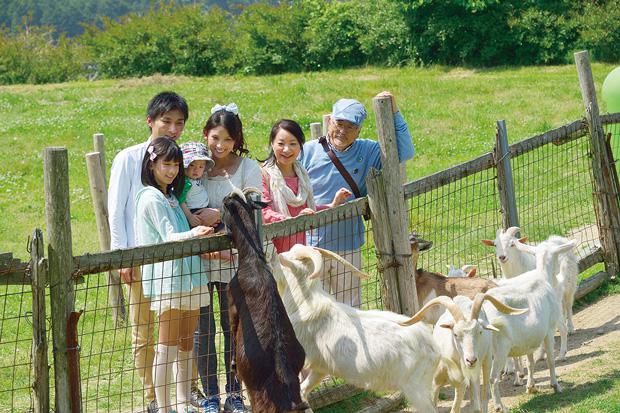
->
{"left": 135, "top": 186, "right": 208, "bottom": 297}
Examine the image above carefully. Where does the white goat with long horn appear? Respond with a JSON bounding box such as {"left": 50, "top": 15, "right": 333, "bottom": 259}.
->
{"left": 270, "top": 244, "right": 440, "bottom": 412}
{"left": 402, "top": 294, "right": 527, "bottom": 413}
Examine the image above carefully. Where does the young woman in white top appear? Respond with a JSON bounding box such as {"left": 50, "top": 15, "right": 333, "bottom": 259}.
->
{"left": 194, "top": 103, "right": 261, "bottom": 413}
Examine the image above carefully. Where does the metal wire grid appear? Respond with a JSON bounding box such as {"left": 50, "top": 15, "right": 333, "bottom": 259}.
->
{"left": 407, "top": 167, "right": 503, "bottom": 279}
{"left": 511, "top": 134, "right": 600, "bottom": 261}
{"left": 607, "top": 121, "right": 620, "bottom": 178}
{"left": 72, "top": 203, "right": 375, "bottom": 412}
{"left": 0, "top": 284, "right": 37, "bottom": 412}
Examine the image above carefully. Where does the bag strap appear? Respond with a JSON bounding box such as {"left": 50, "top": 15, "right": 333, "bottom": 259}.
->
{"left": 318, "top": 136, "right": 362, "bottom": 198}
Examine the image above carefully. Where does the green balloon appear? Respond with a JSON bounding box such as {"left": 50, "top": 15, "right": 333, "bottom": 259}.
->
{"left": 602, "top": 66, "right": 620, "bottom": 113}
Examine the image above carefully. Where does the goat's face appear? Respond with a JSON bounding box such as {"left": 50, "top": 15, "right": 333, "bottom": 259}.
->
{"left": 481, "top": 227, "right": 527, "bottom": 264}
{"left": 441, "top": 318, "right": 486, "bottom": 369}
{"left": 221, "top": 188, "right": 268, "bottom": 231}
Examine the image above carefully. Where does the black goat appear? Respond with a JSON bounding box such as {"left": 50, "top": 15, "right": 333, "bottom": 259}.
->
{"left": 221, "top": 188, "right": 308, "bottom": 413}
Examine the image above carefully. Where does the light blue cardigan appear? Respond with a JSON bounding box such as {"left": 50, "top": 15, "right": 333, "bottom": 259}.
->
{"left": 135, "top": 186, "right": 208, "bottom": 298}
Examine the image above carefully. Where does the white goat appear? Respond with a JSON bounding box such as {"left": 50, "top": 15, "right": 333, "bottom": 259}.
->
{"left": 482, "top": 228, "right": 579, "bottom": 361}
{"left": 483, "top": 239, "right": 575, "bottom": 412}
{"left": 402, "top": 294, "right": 527, "bottom": 413}
{"left": 270, "top": 245, "right": 440, "bottom": 413}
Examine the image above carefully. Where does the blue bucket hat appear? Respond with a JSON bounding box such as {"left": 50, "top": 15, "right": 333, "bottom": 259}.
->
{"left": 331, "top": 98, "right": 367, "bottom": 126}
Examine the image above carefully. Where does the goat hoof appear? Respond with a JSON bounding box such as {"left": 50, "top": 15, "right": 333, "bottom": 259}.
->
{"left": 526, "top": 385, "right": 538, "bottom": 394}
{"left": 556, "top": 355, "right": 567, "bottom": 362}
{"left": 552, "top": 383, "right": 563, "bottom": 393}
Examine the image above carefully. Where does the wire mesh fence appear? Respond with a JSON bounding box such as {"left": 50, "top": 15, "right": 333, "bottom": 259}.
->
{"left": 1, "top": 115, "right": 619, "bottom": 412}
{"left": 405, "top": 117, "right": 616, "bottom": 282}
{"left": 0, "top": 284, "right": 37, "bottom": 413}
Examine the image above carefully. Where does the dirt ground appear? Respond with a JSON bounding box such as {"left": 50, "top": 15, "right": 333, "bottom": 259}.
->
{"left": 393, "top": 293, "right": 620, "bottom": 412}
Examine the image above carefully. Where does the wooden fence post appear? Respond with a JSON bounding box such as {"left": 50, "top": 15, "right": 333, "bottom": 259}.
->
{"left": 30, "top": 228, "right": 49, "bottom": 413}
{"left": 310, "top": 122, "right": 322, "bottom": 140}
{"left": 575, "top": 51, "right": 620, "bottom": 277}
{"left": 85, "top": 152, "right": 126, "bottom": 326}
{"left": 366, "top": 97, "right": 419, "bottom": 315}
{"left": 93, "top": 133, "right": 106, "bottom": 186}
{"left": 322, "top": 114, "right": 330, "bottom": 136}
{"left": 367, "top": 170, "right": 401, "bottom": 314}
{"left": 495, "top": 120, "right": 520, "bottom": 230}
{"left": 44, "top": 147, "right": 76, "bottom": 413}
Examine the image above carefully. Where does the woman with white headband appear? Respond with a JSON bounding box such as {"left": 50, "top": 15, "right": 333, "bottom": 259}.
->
{"left": 193, "top": 103, "right": 261, "bottom": 413}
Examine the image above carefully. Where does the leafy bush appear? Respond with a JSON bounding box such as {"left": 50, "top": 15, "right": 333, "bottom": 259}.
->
{"left": 81, "top": 4, "right": 237, "bottom": 78}
{"left": 234, "top": 2, "right": 307, "bottom": 74}
{"left": 510, "top": 7, "right": 578, "bottom": 64}
{"left": 0, "top": 26, "right": 85, "bottom": 84}
{"left": 303, "top": 0, "right": 410, "bottom": 70}
{"left": 575, "top": 0, "right": 620, "bottom": 62}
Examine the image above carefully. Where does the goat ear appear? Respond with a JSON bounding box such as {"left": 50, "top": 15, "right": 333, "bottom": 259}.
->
{"left": 439, "top": 322, "right": 454, "bottom": 330}
{"left": 483, "top": 323, "right": 500, "bottom": 332}
{"left": 519, "top": 236, "right": 528, "bottom": 243}
{"left": 481, "top": 239, "right": 494, "bottom": 247}
{"left": 466, "top": 267, "right": 477, "bottom": 278}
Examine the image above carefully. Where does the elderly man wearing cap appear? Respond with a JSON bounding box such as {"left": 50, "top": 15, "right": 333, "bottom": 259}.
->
{"left": 299, "top": 91, "right": 415, "bottom": 307}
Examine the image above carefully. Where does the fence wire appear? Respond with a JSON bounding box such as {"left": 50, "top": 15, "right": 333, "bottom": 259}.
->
{"left": 1, "top": 117, "right": 619, "bottom": 412}
{"left": 407, "top": 166, "right": 503, "bottom": 279}
{"left": 0, "top": 284, "right": 37, "bottom": 413}
{"left": 511, "top": 134, "right": 600, "bottom": 264}
{"left": 73, "top": 203, "right": 377, "bottom": 412}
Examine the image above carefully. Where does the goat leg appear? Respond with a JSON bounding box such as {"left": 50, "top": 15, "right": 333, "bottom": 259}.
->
{"left": 525, "top": 354, "right": 537, "bottom": 394}
{"left": 300, "top": 370, "right": 324, "bottom": 400}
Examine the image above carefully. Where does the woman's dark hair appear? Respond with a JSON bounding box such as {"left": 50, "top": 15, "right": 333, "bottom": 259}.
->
{"left": 203, "top": 109, "right": 248, "bottom": 156}
{"left": 141, "top": 136, "right": 185, "bottom": 197}
{"left": 262, "top": 119, "right": 305, "bottom": 165}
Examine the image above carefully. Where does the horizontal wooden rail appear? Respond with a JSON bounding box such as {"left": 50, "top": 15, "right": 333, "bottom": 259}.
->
{"left": 403, "top": 152, "right": 495, "bottom": 199}
{"left": 72, "top": 198, "right": 369, "bottom": 276}
{"left": 575, "top": 271, "right": 609, "bottom": 300}
{"left": 577, "top": 246, "right": 604, "bottom": 273}
{"left": 403, "top": 116, "right": 607, "bottom": 200}
{"left": 510, "top": 119, "right": 587, "bottom": 158}
{"left": 601, "top": 112, "right": 620, "bottom": 125}
{"left": 263, "top": 197, "right": 368, "bottom": 239}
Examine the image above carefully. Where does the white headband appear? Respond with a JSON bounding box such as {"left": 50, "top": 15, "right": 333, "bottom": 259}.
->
{"left": 211, "top": 103, "right": 239, "bottom": 116}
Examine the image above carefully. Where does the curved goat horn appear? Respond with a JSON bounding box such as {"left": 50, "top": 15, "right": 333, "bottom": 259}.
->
{"left": 400, "top": 296, "right": 464, "bottom": 326}
{"left": 242, "top": 187, "right": 262, "bottom": 197}
{"left": 312, "top": 247, "right": 370, "bottom": 280}
{"left": 470, "top": 293, "right": 528, "bottom": 320}
{"left": 287, "top": 245, "right": 325, "bottom": 279}
{"left": 504, "top": 226, "right": 521, "bottom": 237}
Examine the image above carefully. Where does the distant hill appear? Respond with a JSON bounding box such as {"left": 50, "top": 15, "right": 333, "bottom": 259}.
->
{"left": 0, "top": 0, "right": 262, "bottom": 37}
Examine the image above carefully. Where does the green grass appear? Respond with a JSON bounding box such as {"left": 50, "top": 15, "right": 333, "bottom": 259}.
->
{"left": 0, "top": 64, "right": 618, "bottom": 259}
{"left": 2, "top": 63, "right": 620, "bottom": 412}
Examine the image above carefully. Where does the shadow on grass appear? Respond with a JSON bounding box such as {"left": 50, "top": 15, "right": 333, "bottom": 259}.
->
{"left": 512, "top": 369, "right": 620, "bottom": 412}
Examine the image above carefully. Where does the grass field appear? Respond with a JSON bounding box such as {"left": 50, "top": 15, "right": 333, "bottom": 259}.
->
{"left": 0, "top": 63, "right": 617, "bottom": 259}
{"left": 1, "top": 63, "right": 620, "bottom": 412}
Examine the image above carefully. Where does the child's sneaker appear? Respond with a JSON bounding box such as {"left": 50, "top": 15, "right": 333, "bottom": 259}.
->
{"left": 203, "top": 396, "right": 220, "bottom": 413}
{"left": 223, "top": 394, "right": 246, "bottom": 413}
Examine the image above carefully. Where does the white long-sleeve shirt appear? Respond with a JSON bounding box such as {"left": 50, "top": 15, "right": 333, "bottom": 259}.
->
{"left": 108, "top": 139, "right": 150, "bottom": 250}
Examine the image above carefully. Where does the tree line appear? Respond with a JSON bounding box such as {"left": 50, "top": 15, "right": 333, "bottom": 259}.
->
{"left": 0, "top": 0, "right": 618, "bottom": 85}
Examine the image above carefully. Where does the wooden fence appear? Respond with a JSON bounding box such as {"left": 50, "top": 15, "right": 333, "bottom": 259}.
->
{"left": 0, "top": 51, "right": 619, "bottom": 412}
